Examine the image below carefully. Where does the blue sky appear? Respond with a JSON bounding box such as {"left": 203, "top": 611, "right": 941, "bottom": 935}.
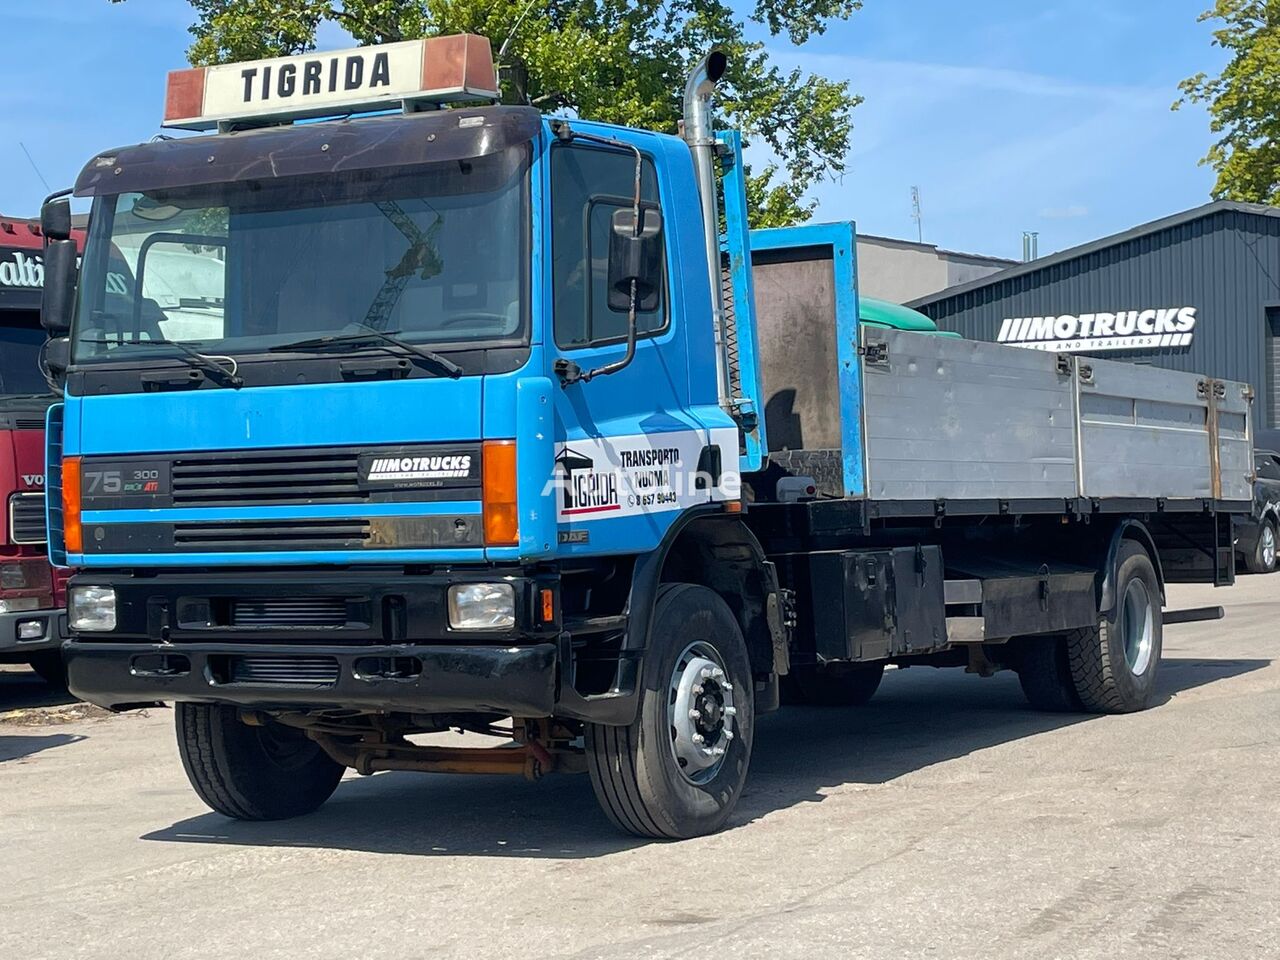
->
{"left": 0, "top": 1, "right": 1226, "bottom": 260}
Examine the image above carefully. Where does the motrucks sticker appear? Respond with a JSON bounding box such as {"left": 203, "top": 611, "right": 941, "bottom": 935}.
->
{"left": 366, "top": 455, "right": 473, "bottom": 481}
{"left": 357, "top": 447, "right": 481, "bottom": 490}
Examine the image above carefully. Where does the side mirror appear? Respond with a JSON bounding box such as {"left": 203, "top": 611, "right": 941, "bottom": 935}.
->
{"left": 40, "top": 337, "right": 71, "bottom": 394}
{"left": 41, "top": 198, "right": 73, "bottom": 242}
{"left": 41, "top": 239, "right": 78, "bottom": 336}
{"left": 607, "top": 207, "right": 662, "bottom": 313}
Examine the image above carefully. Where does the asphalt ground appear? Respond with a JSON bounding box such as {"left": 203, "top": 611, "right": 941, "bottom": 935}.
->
{"left": 1, "top": 576, "right": 1276, "bottom": 960}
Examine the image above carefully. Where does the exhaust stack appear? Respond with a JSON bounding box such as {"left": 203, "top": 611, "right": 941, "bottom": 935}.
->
{"left": 683, "top": 50, "right": 731, "bottom": 412}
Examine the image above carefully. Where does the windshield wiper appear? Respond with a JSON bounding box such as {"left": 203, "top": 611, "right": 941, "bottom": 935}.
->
{"left": 268, "top": 324, "right": 463, "bottom": 379}
{"left": 87, "top": 338, "right": 244, "bottom": 389}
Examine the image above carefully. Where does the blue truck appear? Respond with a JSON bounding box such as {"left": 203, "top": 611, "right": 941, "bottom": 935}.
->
{"left": 38, "top": 36, "right": 1252, "bottom": 838}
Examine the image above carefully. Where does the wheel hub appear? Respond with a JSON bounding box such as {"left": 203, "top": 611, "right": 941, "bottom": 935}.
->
{"left": 1120, "top": 578, "right": 1154, "bottom": 676}
{"left": 1262, "top": 526, "right": 1276, "bottom": 569}
{"left": 669, "top": 642, "right": 737, "bottom": 783}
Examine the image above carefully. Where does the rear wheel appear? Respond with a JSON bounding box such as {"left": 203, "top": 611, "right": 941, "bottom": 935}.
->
{"left": 785, "top": 662, "right": 885, "bottom": 706}
{"left": 1017, "top": 541, "right": 1163, "bottom": 714}
{"left": 1068, "top": 542, "right": 1162, "bottom": 713}
{"left": 585, "top": 583, "right": 754, "bottom": 839}
{"left": 1015, "top": 635, "right": 1081, "bottom": 712}
{"left": 176, "top": 703, "right": 344, "bottom": 820}
{"left": 1245, "top": 519, "right": 1278, "bottom": 574}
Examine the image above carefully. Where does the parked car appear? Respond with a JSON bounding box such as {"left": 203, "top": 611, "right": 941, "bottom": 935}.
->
{"left": 1237, "top": 448, "right": 1280, "bottom": 573}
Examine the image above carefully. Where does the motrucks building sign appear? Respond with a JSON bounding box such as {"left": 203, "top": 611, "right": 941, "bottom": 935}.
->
{"left": 996, "top": 307, "right": 1197, "bottom": 353}
{"left": 908, "top": 201, "right": 1280, "bottom": 429}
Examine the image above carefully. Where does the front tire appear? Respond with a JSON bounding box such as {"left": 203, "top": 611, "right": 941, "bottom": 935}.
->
{"left": 176, "top": 703, "right": 344, "bottom": 821}
{"left": 1245, "top": 518, "right": 1278, "bottom": 574}
{"left": 585, "top": 583, "right": 754, "bottom": 840}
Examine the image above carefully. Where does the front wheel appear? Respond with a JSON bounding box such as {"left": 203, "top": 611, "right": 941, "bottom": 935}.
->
{"left": 586, "top": 583, "right": 754, "bottom": 839}
{"left": 1245, "top": 519, "right": 1278, "bottom": 574}
{"left": 176, "top": 703, "right": 345, "bottom": 820}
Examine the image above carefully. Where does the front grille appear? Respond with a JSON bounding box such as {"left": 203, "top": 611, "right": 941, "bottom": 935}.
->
{"left": 221, "top": 655, "right": 340, "bottom": 686}
{"left": 8, "top": 493, "right": 46, "bottom": 544}
{"left": 15, "top": 418, "right": 44, "bottom": 431}
{"left": 174, "top": 519, "right": 369, "bottom": 551}
{"left": 172, "top": 449, "right": 363, "bottom": 506}
{"left": 230, "top": 597, "right": 350, "bottom": 628}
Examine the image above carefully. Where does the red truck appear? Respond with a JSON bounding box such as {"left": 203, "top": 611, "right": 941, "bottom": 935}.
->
{"left": 0, "top": 216, "right": 70, "bottom": 684}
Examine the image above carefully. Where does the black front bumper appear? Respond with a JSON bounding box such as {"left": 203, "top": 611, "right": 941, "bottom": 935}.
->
{"left": 63, "top": 567, "right": 640, "bottom": 723}
{"left": 66, "top": 640, "right": 560, "bottom": 716}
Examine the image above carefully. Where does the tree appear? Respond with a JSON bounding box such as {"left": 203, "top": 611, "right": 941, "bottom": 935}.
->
{"left": 1175, "top": 0, "right": 1280, "bottom": 204}
{"left": 117, "top": 0, "right": 863, "bottom": 227}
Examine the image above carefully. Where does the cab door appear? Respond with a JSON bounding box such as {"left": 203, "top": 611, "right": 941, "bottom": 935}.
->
{"left": 546, "top": 133, "right": 710, "bottom": 557}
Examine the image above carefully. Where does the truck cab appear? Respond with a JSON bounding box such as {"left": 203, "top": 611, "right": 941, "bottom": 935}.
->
{"left": 0, "top": 218, "right": 71, "bottom": 683}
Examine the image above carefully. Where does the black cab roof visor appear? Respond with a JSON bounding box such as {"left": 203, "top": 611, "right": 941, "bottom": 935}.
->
{"left": 74, "top": 105, "right": 541, "bottom": 198}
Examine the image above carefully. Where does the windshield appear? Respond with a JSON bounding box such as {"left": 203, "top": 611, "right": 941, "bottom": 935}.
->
{"left": 73, "top": 145, "right": 529, "bottom": 364}
{"left": 0, "top": 313, "right": 53, "bottom": 396}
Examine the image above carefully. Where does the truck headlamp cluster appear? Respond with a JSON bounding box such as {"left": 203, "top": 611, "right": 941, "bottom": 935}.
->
{"left": 447, "top": 583, "right": 515, "bottom": 631}
{"left": 69, "top": 586, "right": 117, "bottom": 632}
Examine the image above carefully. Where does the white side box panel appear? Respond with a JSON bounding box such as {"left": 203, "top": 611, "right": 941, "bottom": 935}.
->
{"left": 1077, "top": 360, "right": 1214, "bottom": 499}
{"left": 860, "top": 330, "right": 1079, "bottom": 501}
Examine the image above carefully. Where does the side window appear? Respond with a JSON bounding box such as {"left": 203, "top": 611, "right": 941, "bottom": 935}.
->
{"left": 552, "top": 145, "right": 665, "bottom": 348}
{"left": 1258, "top": 453, "right": 1280, "bottom": 481}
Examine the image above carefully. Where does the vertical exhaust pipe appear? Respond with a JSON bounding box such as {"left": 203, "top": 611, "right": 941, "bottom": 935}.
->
{"left": 683, "top": 50, "right": 732, "bottom": 412}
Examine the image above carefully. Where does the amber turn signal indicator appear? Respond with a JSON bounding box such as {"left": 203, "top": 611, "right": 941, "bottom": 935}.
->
{"left": 61, "top": 456, "right": 83, "bottom": 554}
{"left": 540, "top": 588, "right": 555, "bottom": 623}
{"left": 482, "top": 441, "right": 518, "bottom": 546}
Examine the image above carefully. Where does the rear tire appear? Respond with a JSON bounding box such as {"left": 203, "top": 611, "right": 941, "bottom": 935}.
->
{"left": 1017, "top": 540, "right": 1163, "bottom": 714}
{"left": 585, "top": 583, "right": 754, "bottom": 840}
{"left": 1245, "top": 518, "right": 1278, "bottom": 574}
{"left": 176, "top": 703, "right": 344, "bottom": 821}
{"left": 785, "top": 662, "right": 885, "bottom": 706}
{"left": 1015, "top": 635, "right": 1082, "bottom": 712}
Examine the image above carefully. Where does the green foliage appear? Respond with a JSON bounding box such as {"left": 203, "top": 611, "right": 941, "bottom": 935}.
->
{"left": 118, "top": 0, "right": 863, "bottom": 226}
{"left": 1175, "top": 0, "right": 1280, "bottom": 204}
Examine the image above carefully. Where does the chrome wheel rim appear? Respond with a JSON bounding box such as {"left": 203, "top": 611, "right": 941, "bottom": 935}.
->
{"left": 668, "top": 641, "right": 736, "bottom": 784}
{"left": 1120, "top": 578, "right": 1155, "bottom": 676}
{"left": 1262, "top": 525, "right": 1276, "bottom": 569}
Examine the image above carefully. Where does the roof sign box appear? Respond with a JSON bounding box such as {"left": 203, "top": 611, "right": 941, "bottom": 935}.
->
{"left": 163, "top": 34, "right": 499, "bottom": 131}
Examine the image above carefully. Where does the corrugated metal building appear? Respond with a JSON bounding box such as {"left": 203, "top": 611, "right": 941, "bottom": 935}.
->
{"left": 908, "top": 201, "right": 1280, "bottom": 428}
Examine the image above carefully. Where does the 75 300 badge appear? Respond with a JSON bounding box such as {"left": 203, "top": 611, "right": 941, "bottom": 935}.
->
{"left": 80, "top": 461, "right": 171, "bottom": 506}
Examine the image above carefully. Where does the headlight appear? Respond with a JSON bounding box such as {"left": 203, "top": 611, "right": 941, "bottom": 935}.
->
{"left": 69, "top": 585, "right": 117, "bottom": 632}
{"left": 447, "top": 582, "right": 515, "bottom": 630}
